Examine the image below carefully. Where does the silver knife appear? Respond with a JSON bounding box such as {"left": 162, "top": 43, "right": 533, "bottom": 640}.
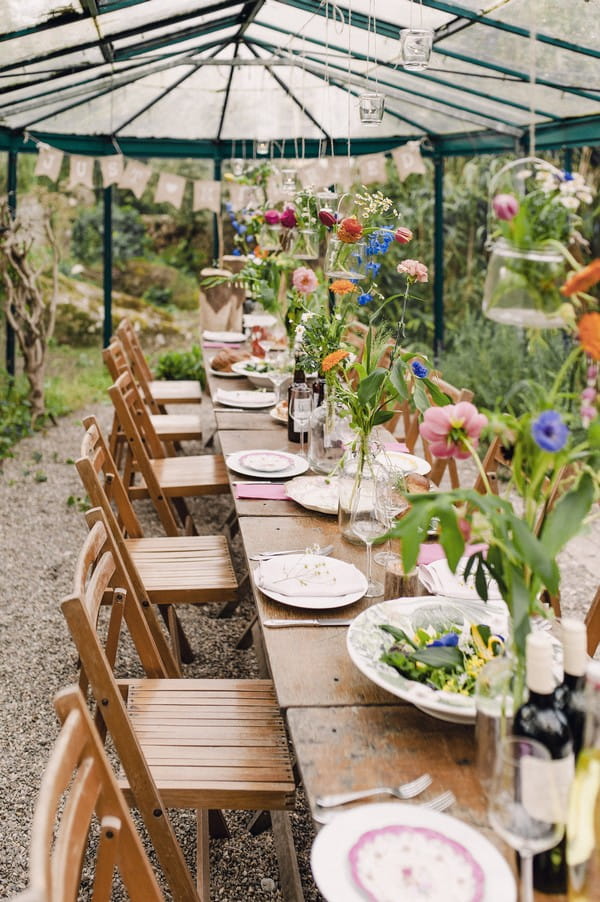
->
{"left": 263, "top": 618, "right": 353, "bottom": 627}
{"left": 249, "top": 544, "right": 334, "bottom": 561}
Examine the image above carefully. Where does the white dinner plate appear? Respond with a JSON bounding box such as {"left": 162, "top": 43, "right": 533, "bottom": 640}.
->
{"left": 203, "top": 330, "right": 247, "bottom": 343}
{"left": 226, "top": 450, "right": 309, "bottom": 479}
{"left": 230, "top": 358, "right": 275, "bottom": 388}
{"left": 215, "top": 389, "right": 276, "bottom": 408}
{"left": 346, "top": 596, "right": 510, "bottom": 724}
{"left": 207, "top": 357, "right": 240, "bottom": 378}
{"left": 285, "top": 475, "right": 339, "bottom": 515}
{"left": 311, "top": 802, "right": 516, "bottom": 902}
{"left": 376, "top": 449, "right": 432, "bottom": 476}
{"left": 239, "top": 451, "right": 294, "bottom": 473}
{"left": 269, "top": 402, "right": 288, "bottom": 424}
{"left": 243, "top": 313, "right": 277, "bottom": 329}
{"left": 254, "top": 554, "right": 367, "bottom": 610}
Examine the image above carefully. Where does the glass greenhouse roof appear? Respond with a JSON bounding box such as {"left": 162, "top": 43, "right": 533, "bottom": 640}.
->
{"left": 0, "top": 0, "right": 597, "bottom": 158}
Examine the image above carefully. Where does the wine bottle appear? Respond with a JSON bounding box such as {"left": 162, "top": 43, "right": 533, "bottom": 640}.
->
{"left": 513, "top": 631, "right": 574, "bottom": 894}
{"left": 555, "top": 619, "right": 588, "bottom": 758}
{"left": 567, "top": 661, "right": 600, "bottom": 901}
{"left": 287, "top": 359, "right": 310, "bottom": 444}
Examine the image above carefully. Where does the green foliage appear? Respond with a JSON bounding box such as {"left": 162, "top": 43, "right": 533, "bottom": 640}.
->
{"left": 0, "top": 371, "right": 60, "bottom": 459}
{"left": 155, "top": 345, "right": 206, "bottom": 389}
{"left": 143, "top": 284, "right": 173, "bottom": 307}
{"left": 71, "top": 204, "right": 148, "bottom": 265}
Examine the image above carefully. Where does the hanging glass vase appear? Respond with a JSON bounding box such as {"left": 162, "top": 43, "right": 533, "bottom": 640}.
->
{"left": 358, "top": 91, "right": 385, "bottom": 126}
{"left": 308, "top": 384, "right": 353, "bottom": 475}
{"left": 257, "top": 222, "right": 281, "bottom": 251}
{"left": 325, "top": 236, "right": 367, "bottom": 280}
{"left": 338, "top": 436, "right": 379, "bottom": 544}
{"left": 292, "top": 227, "right": 319, "bottom": 261}
{"left": 482, "top": 238, "right": 567, "bottom": 328}
{"left": 399, "top": 28, "right": 433, "bottom": 71}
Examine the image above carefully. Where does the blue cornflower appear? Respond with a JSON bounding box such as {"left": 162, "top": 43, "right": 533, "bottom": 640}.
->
{"left": 358, "top": 293, "right": 373, "bottom": 306}
{"left": 531, "top": 410, "right": 570, "bottom": 452}
{"left": 561, "top": 170, "right": 575, "bottom": 182}
{"left": 225, "top": 202, "right": 233, "bottom": 212}
{"left": 237, "top": 224, "right": 247, "bottom": 234}
{"left": 427, "top": 632, "right": 459, "bottom": 648}
{"left": 411, "top": 360, "right": 429, "bottom": 379}
{"left": 232, "top": 248, "right": 242, "bottom": 256}
{"left": 246, "top": 234, "right": 255, "bottom": 243}
{"left": 366, "top": 261, "right": 381, "bottom": 276}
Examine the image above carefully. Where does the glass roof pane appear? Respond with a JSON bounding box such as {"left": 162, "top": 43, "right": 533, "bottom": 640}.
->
{"left": 439, "top": 22, "right": 600, "bottom": 93}
{"left": 474, "top": 0, "right": 600, "bottom": 54}
{"left": 0, "top": 1, "right": 84, "bottom": 31}
{"left": 109, "top": 5, "right": 244, "bottom": 53}
{"left": 326, "top": 0, "right": 452, "bottom": 30}
{"left": 0, "top": 18, "right": 98, "bottom": 67}
{"left": 98, "top": 0, "right": 240, "bottom": 38}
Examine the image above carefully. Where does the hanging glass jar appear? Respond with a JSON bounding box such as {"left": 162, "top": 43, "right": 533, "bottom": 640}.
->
{"left": 358, "top": 91, "right": 385, "bottom": 126}
{"left": 292, "top": 227, "right": 319, "bottom": 261}
{"left": 338, "top": 435, "right": 380, "bottom": 544}
{"left": 325, "top": 236, "right": 367, "bottom": 280}
{"left": 308, "top": 381, "right": 353, "bottom": 475}
{"left": 482, "top": 238, "right": 567, "bottom": 328}
{"left": 257, "top": 221, "right": 281, "bottom": 251}
{"left": 399, "top": 28, "right": 433, "bottom": 71}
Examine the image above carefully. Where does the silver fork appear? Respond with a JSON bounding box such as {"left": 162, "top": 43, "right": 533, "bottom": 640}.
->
{"left": 315, "top": 772, "right": 432, "bottom": 808}
{"left": 421, "top": 790, "right": 456, "bottom": 812}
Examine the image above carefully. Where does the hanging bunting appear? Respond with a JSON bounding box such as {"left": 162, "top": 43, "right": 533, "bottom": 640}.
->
{"left": 68, "top": 155, "right": 95, "bottom": 189}
{"left": 99, "top": 155, "right": 124, "bottom": 187}
{"left": 330, "top": 156, "right": 355, "bottom": 190}
{"left": 392, "top": 141, "right": 427, "bottom": 181}
{"left": 118, "top": 159, "right": 153, "bottom": 199}
{"left": 154, "top": 171, "right": 186, "bottom": 209}
{"left": 34, "top": 144, "right": 64, "bottom": 182}
{"left": 266, "top": 175, "right": 288, "bottom": 205}
{"left": 228, "top": 183, "right": 253, "bottom": 209}
{"left": 193, "top": 179, "right": 221, "bottom": 213}
{"left": 358, "top": 153, "right": 387, "bottom": 184}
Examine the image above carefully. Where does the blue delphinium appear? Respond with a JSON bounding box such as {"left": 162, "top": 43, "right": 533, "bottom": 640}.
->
{"left": 531, "top": 410, "right": 570, "bottom": 452}
{"left": 358, "top": 293, "right": 373, "bottom": 306}
{"left": 411, "top": 360, "right": 429, "bottom": 379}
{"left": 427, "top": 632, "right": 459, "bottom": 648}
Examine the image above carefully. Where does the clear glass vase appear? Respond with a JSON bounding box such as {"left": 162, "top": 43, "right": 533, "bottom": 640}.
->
{"left": 292, "top": 228, "right": 319, "bottom": 261}
{"left": 325, "top": 236, "right": 367, "bottom": 280}
{"left": 338, "top": 436, "right": 379, "bottom": 544}
{"left": 482, "top": 238, "right": 567, "bottom": 328}
{"left": 308, "top": 389, "right": 353, "bottom": 475}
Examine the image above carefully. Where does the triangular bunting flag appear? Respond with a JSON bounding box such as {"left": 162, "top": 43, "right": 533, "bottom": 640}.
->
{"left": 68, "top": 155, "right": 95, "bottom": 189}
{"left": 193, "top": 179, "right": 221, "bottom": 213}
{"left": 34, "top": 144, "right": 64, "bottom": 182}
{"left": 99, "top": 155, "right": 124, "bottom": 187}
{"left": 154, "top": 171, "right": 186, "bottom": 209}
{"left": 358, "top": 154, "right": 387, "bottom": 185}
{"left": 119, "top": 159, "right": 153, "bottom": 199}
{"left": 392, "top": 141, "right": 427, "bottom": 181}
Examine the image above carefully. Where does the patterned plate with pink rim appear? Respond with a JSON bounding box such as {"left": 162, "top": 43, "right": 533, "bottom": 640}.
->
{"left": 310, "top": 803, "right": 515, "bottom": 902}
{"left": 239, "top": 451, "right": 294, "bottom": 473}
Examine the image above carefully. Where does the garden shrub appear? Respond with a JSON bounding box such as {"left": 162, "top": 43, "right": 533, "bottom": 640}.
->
{"left": 155, "top": 345, "right": 206, "bottom": 388}
{"left": 71, "top": 204, "right": 148, "bottom": 265}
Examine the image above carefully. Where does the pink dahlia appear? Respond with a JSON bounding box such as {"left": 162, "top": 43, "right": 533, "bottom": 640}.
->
{"left": 264, "top": 209, "right": 281, "bottom": 225}
{"left": 397, "top": 259, "right": 428, "bottom": 283}
{"left": 292, "top": 266, "right": 318, "bottom": 295}
{"left": 280, "top": 206, "right": 297, "bottom": 228}
{"left": 420, "top": 402, "right": 488, "bottom": 460}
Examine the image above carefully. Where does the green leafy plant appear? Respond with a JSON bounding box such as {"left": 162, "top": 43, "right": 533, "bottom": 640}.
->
{"left": 155, "top": 345, "right": 206, "bottom": 388}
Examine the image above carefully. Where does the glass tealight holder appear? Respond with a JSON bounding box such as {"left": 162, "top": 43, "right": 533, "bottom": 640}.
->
{"left": 358, "top": 92, "right": 385, "bottom": 126}
{"left": 231, "top": 158, "right": 246, "bottom": 177}
{"left": 400, "top": 28, "right": 433, "bottom": 71}
{"left": 280, "top": 168, "right": 298, "bottom": 195}
{"left": 316, "top": 189, "right": 339, "bottom": 214}
{"left": 256, "top": 140, "right": 270, "bottom": 156}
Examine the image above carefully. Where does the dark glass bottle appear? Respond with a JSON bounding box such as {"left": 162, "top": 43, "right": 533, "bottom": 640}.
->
{"left": 287, "top": 359, "right": 310, "bottom": 444}
{"left": 555, "top": 619, "right": 587, "bottom": 759}
{"left": 513, "top": 631, "right": 574, "bottom": 894}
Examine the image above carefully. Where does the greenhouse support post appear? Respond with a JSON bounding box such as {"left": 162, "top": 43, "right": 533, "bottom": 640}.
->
{"left": 5, "top": 149, "right": 17, "bottom": 377}
{"left": 433, "top": 153, "right": 445, "bottom": 361}
{"left": 103, "top": 184, "right": 112, "bottom": 348}
{"left": 213, "top": 155, "right": 222, "bottom": 262}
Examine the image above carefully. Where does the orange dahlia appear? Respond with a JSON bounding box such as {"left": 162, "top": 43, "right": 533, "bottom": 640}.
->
{"left": 560, "top": 259, "right": 600, "bottom": 297}
{"left": 337, "top": 217, "right": 364, "bottom": 244}
{"left": 321, "top": 349, "right": 350, "bottom": 372}
{"left": 329, "top": 279, "right": 357, "bottom": 296}
{"left": 578, "top": 312, "right": 600, "bottom": 360}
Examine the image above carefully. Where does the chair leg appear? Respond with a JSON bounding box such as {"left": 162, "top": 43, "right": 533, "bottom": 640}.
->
{"left": 159, "top": 605, "right": 195, "bottom": 665}
{"left": 236, "top": 615, "right": 257, "bottom": 650}
{"left": 197, "top": 809, "right": 210, "bottom": 901}
{"left": 208, "top": 809, "right": 230, "bottom": 839}
{"left": 271, "top": 810, "right": 305, "bottom": 902}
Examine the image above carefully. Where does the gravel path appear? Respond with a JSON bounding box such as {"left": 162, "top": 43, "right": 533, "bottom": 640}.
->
{"left": 0, "top": 400, "right": 598, "bottom": 900}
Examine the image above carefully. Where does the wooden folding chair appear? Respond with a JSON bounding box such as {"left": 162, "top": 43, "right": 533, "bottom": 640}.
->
{"left": 13, "top": 686, "right": 164, "bottom": 902}
{"left": 108, "top": 370, "right": 231, "bottom": 537}
{"left": 77, "top": 416, "right": 239, "bottom": 667}
{"left": 585, "top": 585, "right": 600, "bottom": 657}
{"left": 116, "top": 317, "right": 202, "bottom": 411}
{"left": 103, "top": 338, "right": 203, "bottom": 457}
{"left": 61, "top": 509, "right": 298, "bottom": 902}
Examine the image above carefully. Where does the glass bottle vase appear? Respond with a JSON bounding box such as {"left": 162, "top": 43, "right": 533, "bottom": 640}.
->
{"left": 338, "top": 435, "right": 379, "bottom": 544}
{"left": 308, "top": 386, "right": 352, "bottom": 475}
{"left": 325, "top": 236, "right": 367, "bottom": 280}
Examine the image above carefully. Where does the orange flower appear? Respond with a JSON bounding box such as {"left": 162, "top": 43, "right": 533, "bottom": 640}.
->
{"left": 254, "top": 246, "right": 270, "bottom": 259}
{"left": 321, "top": 349, "right": 350, "bottom": 372}
{"left": 329, "top": 279, "right": 357, "bottom": 296}
{"left": 560, "top": 259, "right": 600, "bottom": 296}
{"left": 337, "top": 217, "right": 364, "bottom": 244}
{"left": 578, "top": 312, "right": 600, "bottom": 360}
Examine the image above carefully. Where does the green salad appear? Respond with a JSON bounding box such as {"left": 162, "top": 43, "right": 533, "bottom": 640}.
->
{"left": 380, "top": 621, "right": 505, "bottom": 696}
{"left": 245, "top": 360, "right": 272, "bottom": 373}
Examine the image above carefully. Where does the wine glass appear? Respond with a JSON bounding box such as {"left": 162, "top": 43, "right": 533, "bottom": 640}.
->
{"left": 373, "top": 466, "right": 412, "bottom": 567}
{"left": 266, "top": 348, "right": 292, "bottom": 403}
{"left": 350, "top": 466, "right": 387, "bottom": 597}
{"left": 289, "top": 384, "right": 312, "bottom": 458}
{"left": 488, "top": 736, "right": 564, "bottom": 902}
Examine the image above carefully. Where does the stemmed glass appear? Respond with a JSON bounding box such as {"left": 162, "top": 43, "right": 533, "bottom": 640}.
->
{"left": 266, "top": 348, "right": 292, "bottom": 404}
{"left": 373, "top": 466, "right": 412, "bottom": 566}
{"left": 488, "top": 737, "right": 564, "bottom": 902}
{"left": 289, "top": 384, "right": 312, "bottom": 459}
{"left": 350, "top": 465, "right": 387, "bottom": 597}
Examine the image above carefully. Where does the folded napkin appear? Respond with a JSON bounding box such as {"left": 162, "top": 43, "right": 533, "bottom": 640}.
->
{"left": 235, "top": 484, "right": 289, "bottom": 500}
{"left": 203, "top": 341, "right": 241, "bottom": 349}
{"left": 417, "top": 542, "right": 487, "bottom": 566}
{"left": 418, "top": 555, "right": 502, "bottom": 601}
{"left": 256, "top": 554, "right": 358, "bottom": 598}
{"left": 382, "top": 441, "right": 409, "bottom": 453}
{"left": 215, "top": 389, "right": 275, "bottom": 406}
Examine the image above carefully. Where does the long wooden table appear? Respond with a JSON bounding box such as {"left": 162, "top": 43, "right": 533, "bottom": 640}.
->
{"left": 203, "top": 341, "right": 572, "bottom": 902}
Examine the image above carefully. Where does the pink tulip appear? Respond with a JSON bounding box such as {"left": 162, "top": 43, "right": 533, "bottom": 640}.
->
{"left": 492, "top": 193, "right": 519, "bottom": 221}
{"left": 292, "top": 266, "right": 318, "bottom": 295}
{"left": 280, "top": 206, "right": 297, "bottom": 229}
{"left": 395, "top": 226, "right": 413, "bottom": 244}
{"left": 397, "top": 259, "right": 428, "bottom": 283}
{"left": 264, "top": 209, "right": 281, "bottom": 225}
{"left": 318, "top": 209, "right": 337, "bottom": 228}
{"left": 420, "top": 402, "right": 488, "bottom": 460}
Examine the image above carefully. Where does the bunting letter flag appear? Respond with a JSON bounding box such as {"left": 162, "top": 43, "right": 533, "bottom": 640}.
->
{"left": 118, "top": 159, "right": 152, "bottom": 199}
{"left": 99, "top": 155, "right": 124, "bottom": 187}
{"left": 358, "top": 153, "right": 387, "bottom": 184}
{"left": 392, "top": 141, "right": 427, "bottom": 181}
{"left": 68, "top": 155, "right": 95, "bottom": 189}
{"left": 154, "top": 171, "right": 186, "bottom": 209}
{"left": 34, "top": 144, "right": 64, "bottom": 182}
{"left": 193, "top": 179, "right": 221, "bottom": 213}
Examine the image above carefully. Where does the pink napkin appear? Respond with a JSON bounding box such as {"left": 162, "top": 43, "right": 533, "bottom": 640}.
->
{"left": 417, "top": 542, "right": 487, "bottom": 565}
{"left": 203, "top": 341, "right": 241, "bottom": 349}
{"left": 234, "top": 483, "right": 289, "bottom": 500}
{"left": 382, "top": 441, "right": 409, "bottom": 453}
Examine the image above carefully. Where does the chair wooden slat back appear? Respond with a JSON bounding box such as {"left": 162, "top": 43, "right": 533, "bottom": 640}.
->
{"left": 585, "top": 585, "right": 600, "bottom": 657}
{"left": 108, "top": 332, "right": 163, "bottom": 416}
{"left": 116, "top": 318, "right": 155, "bottom": 385}
{"left": 21, "top": 686, "right": 164, "bottom": 902}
